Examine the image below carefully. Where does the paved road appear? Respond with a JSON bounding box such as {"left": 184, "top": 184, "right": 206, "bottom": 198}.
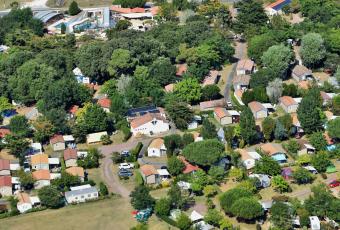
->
{"left": 223, "top": 41, "right": 247, "bottom": 102}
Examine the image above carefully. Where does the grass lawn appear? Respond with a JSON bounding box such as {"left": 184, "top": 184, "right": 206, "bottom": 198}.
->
{"left": 0, "top": 197, "right": 173, "bottom": 230}
{"left": 87, "top": 166, "right": 103, "bottom": 188}
{"left": 150, "top": 188, "right": 169, "bottom": 199}
{"left": 46, "top": 0, "right": 112, "bottom": 8}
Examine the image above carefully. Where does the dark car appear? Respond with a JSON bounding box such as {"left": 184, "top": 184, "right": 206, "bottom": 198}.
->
{"left": 118, "top": 169, "right": 133, "bottom": 177}
{"left": 329, "top": 180, "right": 340, "bottom": 188}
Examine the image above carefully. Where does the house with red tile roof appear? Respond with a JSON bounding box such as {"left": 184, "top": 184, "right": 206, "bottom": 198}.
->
{"left": 0, "top": 128, "right": 11, "bottom": 139}
{"left": 291, "top": 65, "right": 312, "bottom": 81}
{"left": 50, "top": 134, "right": 65, "bottom": 151}
{"left": 248, "top": 101, "right": 268, "bottom": 119}
{"left": 130, "top": 113, "right": 169, "bottom": 136}
{"left": 202, "top": 70, "right": 220, "bottom": 86}
{"left": 66, "top": 166, "right": 85, "bottom": 182}
{"left": 214, "top": 107, "right": 240, "bottom": 125}
{"left": 164, "top": 83, "right": 175, "bottom": 93}
{"left": 279, "top": 96, "right": 299, "bottom": 113}
{"left": 236, "top": 59, "right": 255, "bottom": 76}
{"left": 97, "top": 98, "right": 111, "bottom": 112}
{"left": 0, "top": 159, "right": 10, "bottom": 176}
{"left": 0, "top": 176, "right": 12, "bottom": 196}
{"left": 234, "top": 89, "right": 244, "bottom": 105}
{"left": 178, "top": 156, "right": 200, "bottom": 174}
{"left": 32, "top": 170, "right": 50, "bottom": 189}
{"left": 200, "top": 99, "right": 226, "bottom": 111}
{"left": 140, "top": 164, "right": 159, "bottom": 184}
{"left": 64, "top": 149, "right": 78, "bottom": 168}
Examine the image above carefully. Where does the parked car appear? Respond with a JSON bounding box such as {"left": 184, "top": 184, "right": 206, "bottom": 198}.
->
{"left": 329, "top": 180, "right": 340, "bottom": 188}
{"left": 121, "top": 150, "right": 130, "bottom": 157}
{"left": 118, "top": 169, "right": 133, "bottom": 177}
{"left": 119, "top": 163, "right": 134, "bottom": 170}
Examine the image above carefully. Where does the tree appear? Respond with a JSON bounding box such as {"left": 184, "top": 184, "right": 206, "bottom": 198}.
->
{"left": 274, "top": 120, "right": 288, "bottom": 141}
{"left": 165, "top": 100, "right": 193, "bottom": 130}
{"left": 17, "top": 170, "right": 34, "bottom": 190}
{"left": 38, "top": 185, "right": 64, "bottom": 208}
{"left": 239, "top": 107, "right": 257, "bottom": 144}
{"left": 327, "top": 117, "right": 340, "bottom": 139}
{"left": 108, "top": 49, "right": 135, "bottom": 77}
{"left": 159, "top": 3, "right": 177, "bottom": 21}
{"left": 167, "top": 156, "right": 185, "bottom": 176}
{"left": 220, "top": 188, "right": 253, "bottom": 214}
{"left": 9, "top": 115, "right": 31, "bottom": 137}
{"left": 155, "top": 198, "right": 171, "bottom": 216}
{"left": 270, "top": 202, "right": 293, "bottom": 230}
{"left": 292, "top": 167, "right": 314, "bottom": 184}
{"left": 182, "top": 133, "right": 194, "bottom": 146}
{"left": 182, "top": 139, "right": 224, "bottom": 166}
{"left": 5, "top": 135, "right": 30, "bottom": 164}
{"left": 262, "top": 117, "right": 275, "bottom": 141}
{"left": 164, "top": 134, "right": 182, "bottom": 155}
{"left": 308, "top": 131, "right": 327, "bottom": 151}
{"left": 204, "top": 209, "right": 223, "bottom": 226}
{"left": 114, "top": 0, "right": 146, "bottom": 8}
{"left": 130, "top": 186, "right": 155, "bottom": 210}
{"left": 254, "top": 155, "right": 281, "bottom": 176}
{"left": 297, "top": 91, "right": 323, "bottom": 134}
{"left": 177, "top": 213, "right": 191, "bottom": 230}
{"left": 76, "top": 104, "right": 109, "bottom": 134}
{"left": 311, "top": 152, "right": 331, "bottom": 173}
{"left": 168, "top": 184, "right": 184, "bottom": 209}
{"left": 68, "top": 1, "right": 81, "bottom": 15}
{"left": 201, "top": 119, "right": 217, "bottom": 139}
{"left": 149, "top": 57, "right": 176, "bottom": 86}
{"left": 51, "top": 172, "right": 81, "bottom": 191}
{"left": 248, "top": 33, "right": 277, "bottom": 64}
{"left": 174, "top": 77, "right": 202, "bottom": 104}
{"left": 33, "top": 117, "right": 54, "bottom": 143}
{"left": 230, "top": 197, "right": 264, "bottom": 220}
{"left": 99, "top": 182, "right": 109, "bottom": 196}
{"left": 285, "top": 139, "right": 299, "bottom": 155}
{"left": 77, "top": 148, "right": 101, "bottom": 169}
{"left": 201, "top": 85, "right": 220, "bottom": 101}
{"left": 115, "top": 20, "right": 132, "bottom": 31}
{"left": 60, "top": 23, "right": 66, "bottom": 34}
{"left": 224, "top": 126, "right": 235, "bottom": 148}
{"left": 278, "top": 113, "right": 293, "bottom": 133}
{"left": 300, "top": 33, "right": 326, "bottom": 68}
{"left": 272, "top": 175, "right": 290, "bottom": 193}
{"left": 283, "top": 83, "right": 299, "bottom": 97}
{"left": 208, "top": 166, "right": 225, "bottom": 184}
{"left": 228, "top": 167, "right": 244, "bottom": 181}
{"left": 261, "top": 44, "right": 294, "bottom": 79}
{"left": 0, "top": 96, "right": 14, "bottom": 113}
{"left": 266, "top": 79, "right": 283, "bottom": 103}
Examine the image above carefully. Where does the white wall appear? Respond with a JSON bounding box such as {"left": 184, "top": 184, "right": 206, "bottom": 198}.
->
{"left": 66, "top": 192, "right": 98, "bottom": 204}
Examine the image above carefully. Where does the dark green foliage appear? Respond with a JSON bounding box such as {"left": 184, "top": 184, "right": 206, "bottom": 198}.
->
{"left": 38, "top": 186, "right": 64, "bottom": 208}
{"left": 292, "top": 167, "right": 314, "bottom": 184}
{"left": 149, "top": 57, "right": 176, "bottom": 86}
{"left": 274, "top": 120, "right": 288, "bottom": 141}
{"left": 130, "top": 186, "right": 155, "bottom": 210}
{"left": 51, "top": 172, "right": 81, "bottom": 192}
{"left": 168, "top": 184, "right": 184, "bottom": 209}
{"left": 249, "top": 68, "right": 276, "bottom": 88}
{"left": 182, "top": 133, "right": 194, "bottom": 146}
{"left": 327, "top": 117, "right": 340, "bottom": 139}
{"left": 242, "top": 87, "right": 269, "bottom": 105}
{"left": 201, "top": 119, "right": 217, "bottom": 139}
{"left": 248, "top": 33, "right": 278, "bottom": 64}
{"left": 311, "top": 152, "right": 331, "bottom": 172}
{"left": 201, "top": 85, "right": 220, "bottom": 101}
{"left": 262, "top": 117, "right": 275, "bottom": 141}
{"left": 220, "top": 188, "right": 253, "bottom": 214}
{"left": 176, "top": 213, "right": 191, "bottom": 230}
{"left": 182, "top": 139, "right": 224, "bottom": 166}
{"left": 155, "top": 198, "right": 171, "bottom": 216}
{"left": 208, "top": 166, "right": 225, "bottom": 184}
{"left": 308, "top": 131, "right": 327, "bottom": 151}
{"left": 164, "top": 134, "right": 182, "bottom": 155}
{"left": 204, "top": 209, "right": 223, "bottom": 227}
{"left": 99, "top": 182, "right": 109, "bottom": 196}
{"left": 17, "top": 170, "right": 34, "bottom": 190}
{"left": 300, "top": 0, "right": 338, "bottom": 23}
{"left": 254, "top": 155, "right": 281, "bottom": 176}
{"left": 283, "top": 83, "right": 299, "bottom": 97}
{"left": 270, "top": 202, "right": 293, "bottom": 230}
{"left": 60, "top": 23, "right": 66, "bottom": 34}
{"left": 77, "top": 148, "right": 101, "bottom": 169}
{"left": 230, "top": 197, "right": 263, "bottom": 220}
{"left": 277, "top": 113, "right": 293, "bottom": 133}
{"left": 115, "top": 20, "right": 132, "bottom": 31}
{"left": 68, "top": 1, "right": 81, "bottom": 16}
{"left": 114, "top": 0, "right": 146, "bottom": 8}
{"left": 240, "top": 107, "right": 257, "bottom": 144}
{"left": 4, "top": 135, "right": 30, "bottom": 164}
{"left": 284, "top": 139, "right": 299, "bottom": 156}
{"left": 167, "top": 156, "right": 185, "bottom": 176}
{"left": 165, "top": 100, "right": 193, "bottom": 130}
{"left": 9, "top": 115, "right": 31, "bottom": 137}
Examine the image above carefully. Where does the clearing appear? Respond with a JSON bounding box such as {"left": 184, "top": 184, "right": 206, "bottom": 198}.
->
{"left": 0, "top": 197, "right": 173, "bottom": 230}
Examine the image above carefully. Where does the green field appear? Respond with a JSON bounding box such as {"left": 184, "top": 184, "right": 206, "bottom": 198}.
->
{"left": 46, "top": 0, "right": 113, "bottom": 8}
{"left": 0, "top": 197, "right": 174, "bottom": 230}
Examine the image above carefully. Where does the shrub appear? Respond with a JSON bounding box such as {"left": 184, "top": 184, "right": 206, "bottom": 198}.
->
{"left": 203, "top": 185, "right": 220, "bottom": 197}
{"left": 176, "top": 213, "right": 191, "bottom": 230}
{"left": 204, "top": 209, "right": 223, "bottom": 226}
{"left": 101, "top": 134, "right": 112, "bottom": 145}
{"left": 155, "top": 198, "right": 171, "bottom": 216}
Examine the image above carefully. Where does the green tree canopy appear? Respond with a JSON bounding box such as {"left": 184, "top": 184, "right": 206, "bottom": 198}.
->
{"left": 240, "top": 107, "right": 257, "bottom": 144}
{"left": 130, "top": 186, "right": 155, "bottom": 210}
{"left": 201, "top": 119, "right": 217, "bottom": 139}
{"left": 230, "top": 197, "right": 264, "bottom": 220}
{"left": 254, "top": 155, "right": 281, "bottom": 176}
{"left": 9, "top": 115, "right": 31, "bottom": 138}
{"left": 68, "top": 1, "right": 81, "bottom": 16}
{"left": 262, "top": 117, "right": 275, "bottom": 141}
{"left": 270, "top": 202, "right": 293, "bottom": 230}
{"left": 38, "top": 185, "right": 64, "bottom": 208}
{"left": 327, "top": 117, "right": 340, "bottom": 139}
{"left": 167, "top": 156, "right": 185, "bottom": 176}
{"left": 220, "top": 188, "right": 253, "bottom": 214}
{"left": 308, "top": 131, "right": 327, "bottom": 151}
{"left": 300, "top": 33, "right": 326, "bottom": 68}
{"left": 174, "top": 77, "right": 202, "bottom": 104}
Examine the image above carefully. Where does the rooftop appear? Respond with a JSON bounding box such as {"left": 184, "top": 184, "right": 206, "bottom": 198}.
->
{"left": 140, "top": 164, "right": 158, "bottom": 176}
{"left": 32, "top": 170, "right": 50, "bottom": 180}
{"left": 65, "top": 186, "right": 98, "bottom": 199}
{"left": 236, "top": 59, "right": 254, "bottom": 71}
{"left": 97, "top": 98, "right": 111, "bottom": 109}
{"left": 279, "top": 96, "right": 298, "bottom": 106}
{"left": 0, "top": 159, "right": 10, "bottom": 171}
{"left": 0, "top": 176, "right": 11, "bottom": 187}
{"left": 31, "top": 154, "right": 49, "bottom": 165}
{"left": 130, "top": 113, "right": 167, "bottom": 129}
{"left": 50, "top": 134, "right": 64, "bottom": 144}
{"left": 148, "top": 138, "right": 164, "bottom": 149}
{"left": 64, "top": 149, "right": 77, "bottom": 161}
{"left": 248, "top": 101, "right": 266, "bottom": 113}
{"left": 66, "top": 166, "right": 85, "bottom": 177}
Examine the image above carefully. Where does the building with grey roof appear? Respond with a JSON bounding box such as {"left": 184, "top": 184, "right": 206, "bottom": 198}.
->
{"left": 65, "top": 186, "right": 98, "bottom": 204}
{"left": 34, "top": 10, "right": 63, "bottom": 24}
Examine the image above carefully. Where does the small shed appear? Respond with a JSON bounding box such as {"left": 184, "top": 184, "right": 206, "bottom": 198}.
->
{"left": 309, "top": 216, "right": 320, "bottom": 230}
{"left": 86, "top": 131, "right": 108, "bottom": 144}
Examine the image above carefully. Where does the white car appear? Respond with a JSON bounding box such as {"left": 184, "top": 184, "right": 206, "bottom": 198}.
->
{"left": 119, "top": 163, "right": 134, "bottom": 170}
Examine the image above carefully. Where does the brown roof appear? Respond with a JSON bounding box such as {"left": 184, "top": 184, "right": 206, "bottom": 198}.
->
{"left": 110, "top": 6, "right": 146, "bottom": 13}
{"left": 234, "top": 89, "right": 243, "bottom": 99}
{"left": 298, "top": 81, "right": 310, "bottom": 90}
{"left": 238, "top": 149, "right": 251, "bottom": 161}
{"left": 320, "top": 91, "right": 331, "bottom": 101}
{"left": 292, "top": 65, "right": 312, "bottom": 77}
{"left": 32, "top": 170, "right": 50, "bottom": 180}
{"left": 291, "top": 114, "right": 300, "bottom": 126}
{"left": 176, "top": 64, "right": 187, "bottom": 76}
{"left": 233, "top": 75, "right": 250, "bottom": 85}
{"left": 260, "top": 143, "right": 285, "bottom": 156}
{"left": 279, "top": 96, "right": 297, "bottom": 107}
{"left": 69, "top": 105, "right": 79, "bottom": 114}
{"left": 140, "top": 164, "right": 158, "bottom": 176}
{"left": 200, "top": 99, "right": 226, "bottom": 110}
{"left": 64, "top": 148, "right": 77, "bottom": 161}
{"left": 0, "top": 176, "right": 11, "bottom": 187}
{"left": 248, "top": 101, "right": 266, "bottom": 113}
{"left": 324, "top": 111, "right": 333, "bottom": 121}
{"left": 0, "top": 128, "right": 11, "bottom": 138}
{"left": 130, "top": 113, "right": 167, "bottom": 129}
{"left": 164, "top": 83, "right": 175, "bottom": 93}
{"left": 192, "top": 131, "right": 201, "bottom": 140}
{"left": 0, "top": 159, "right": 10, "bottom": 171}
{"left": 214, "top": 107, "right": 229, "bottom": 119}
{"left": 149, "top": 138, "right": 164, "bottom": 149}
{"left": 50, "top": 135, "right": 64, "bottom": 144}
{"left": 66, "top": 166, "right": 84, "bottom": 178}
{"left": 31, "top": 154, "right": 49, "bottom": 165}
{"left": 98, "top": 98, "right": 111, "bottom": 109}
{"left": 236, "top": 59, "right": 254, "bottom": 71}
{"left": 203, "top": 72, "right": 219, "bottom": 86}
{"left": 178, "top": 156, "right": 200, "bottom": 174}
{"left": 17, "top": 192, "right": 31, "bottom": 204}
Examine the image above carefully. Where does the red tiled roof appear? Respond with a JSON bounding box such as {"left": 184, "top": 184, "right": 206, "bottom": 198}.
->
{"left": 66, "top": 166, "right": 84, "bottom": 177}
{"left": 178, "top": 156, "right": 200, "bottom": 174}
{"left": 236, "top": 59, "right": 254, "bottom": 71}
{"left": 0, "top": 176, "right": 11, "bottom": 187}
{"left": 176, "top": 64, "right": 187, "bottom": 76}
{"left": 214, "top": 107, "right": 228, "bottom": 119}
{"left": 64, "top": 149, "right": 77, "bottom": 161}
{"left": 98, "top": 98, "right": 111, "bottom": 109}
{"left": 150, "top": 6, "right": 159, "bottom": 16}
{"left": 110, "top": 6, "right": 145, "bottom": 13}
{"left": 279, "top": 96, "right": 297, "bottom": 106}
{"left": 50, "top": 135, "right": 64, "bottom": 144}
{"left": 200, "top": 99, "right": 226, "bottom": 110}
{"left": 248, "top": 101, "right": 265, "bottom": 113}
{"left": 32, "top": 170, "right": 50, "bottom": 180}
{"left": 69, "top": 105, "right": 79, "bottom": 114}
{"left": 0, "top": 159, "right": 10, "bottom": 171}
{"left": 140, "top": 164, "right": 157, "bottom": 176}
{"left": 324, "top": 132, "right": 334, "bottom": 145}
{"left": 0, "top": 128, "right": 11, "bottom": 138}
